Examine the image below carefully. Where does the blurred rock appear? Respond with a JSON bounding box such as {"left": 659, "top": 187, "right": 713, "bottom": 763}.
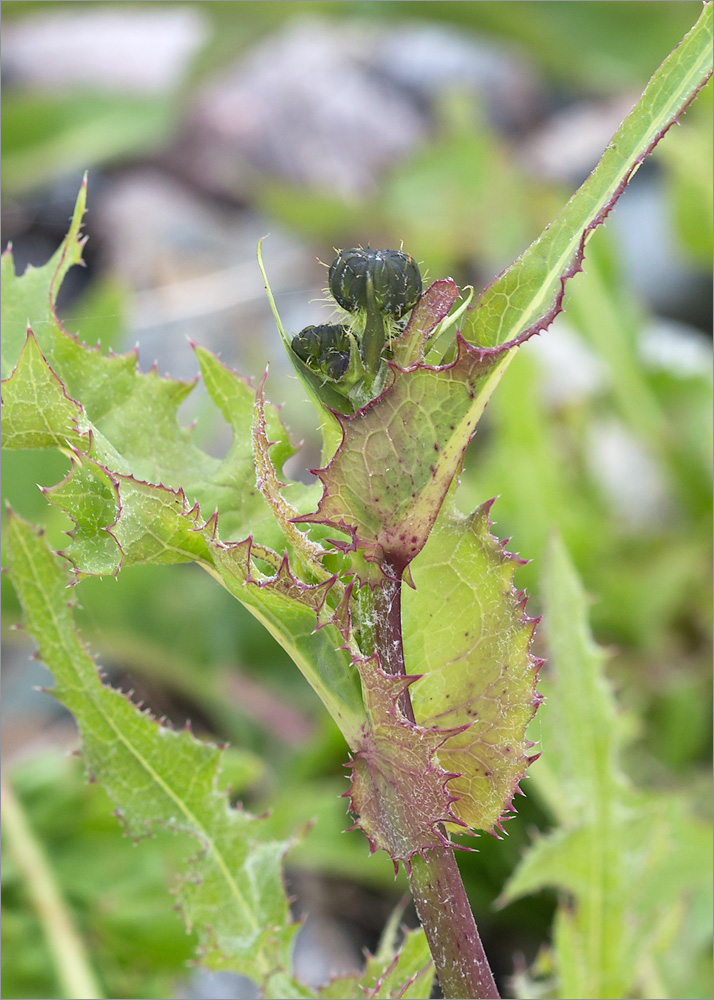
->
{"left": 586, "top": 417, "right": 674, "bottom": 531}
{"left": 292, "top": 912, "right": 363, "bottom": 988}
{"left": 2, "top": 7, "right": 207, "bottom": 94}
{"left": 178, "top": 970, "right": 258, "bottom": 1000}
{"left": 91, "top": 170, "right": 322, "bottom": 382}
{"left": 177, "top": 16, "right": 542, "bottom": 202}
{"left": 639, "top": 317, "right": 712, "bottom": 377}
{"left": 519, "top": 95, "right": 638, "bottom": 182}
{"left": 371, "top": 21, "right": 542, "bottom": 131}
{"left": 530, "top": 319, "right": 610, "bottom": 408}
{"left": 1, "top": 642, "right": 78, "bottom": 767}
{"left": 608, "top": 171, "right": 712, "bottom": 328}
{"left": 179, "top": 17, "right": 426, "bottom": 200}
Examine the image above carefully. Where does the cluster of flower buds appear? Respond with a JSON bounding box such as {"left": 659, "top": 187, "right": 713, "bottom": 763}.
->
{"left": 288, "top": 246, "right": 422, "bottom": 409}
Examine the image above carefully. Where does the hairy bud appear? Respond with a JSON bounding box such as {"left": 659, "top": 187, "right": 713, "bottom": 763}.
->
{"left": 328, "top": 248, "right": 422, "bottom": 319}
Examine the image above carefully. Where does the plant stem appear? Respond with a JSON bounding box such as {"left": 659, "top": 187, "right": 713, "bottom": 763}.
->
{"left": 372, "top": 573, "right": 500, "bottom": 1000}
{"left": 361, "top": 273, "right": 386, "bottom": 381}
{"left": 409, "top": 849, "right": 500, "bottom": 1000}
{"left": 372, "top": 575, "right": 415, "bottom": 723}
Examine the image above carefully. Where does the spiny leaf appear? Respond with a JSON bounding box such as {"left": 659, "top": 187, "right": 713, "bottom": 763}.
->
{"left": 4, "top": 325, "right": 367, "bottom": 749}
{"left": 41, "top": 449, "right": 368, "bottom": 743}
{"left": 252, "top": 370, "right": 334, "bottom": 584}
{"left": 208, "top": 536, "right": 367, "bottom": 742}
{"left": 317, "top": 926, "right": 434, "bottom": 999}
{"left": 1, "top": 195, "right": 297, "bottom": 553}
{"left": 389, "top": 278, "right": 460, "bottom": 367}
{"left": 3, "top": 512, "right": 300, "bottom": 985}
{"left": 194, "top": 344, "right": 298, "bottom": 547}
{"left": 403, "top": 500, "right": 541, "bottom": 834}
{"left": 294, "top": 339, "right": 515, "bottom": 584}
{"left": 45, "top": 454, "right": 215, "bottom": 577}
{"left": 257, "top": 238, "right": 345, "bottom": 458}
{"left": 295, "top": 4, "right": 712, "bottom": 588}
{"left": 345, "top": 657, "right": 467, "bottom": 868}
{"left": 1, "top": 331, "right": 90, "bottom": 452}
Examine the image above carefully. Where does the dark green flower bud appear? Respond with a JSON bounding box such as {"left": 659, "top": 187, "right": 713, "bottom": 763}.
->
{"left": 322, "top": 350, "right": 350, "bottom": 381}
{"left": 328, "top": 248, "right": 422, "bottom": 319}
{"left": 290, "top": 324, "right": 352, "bottom": 382}
{"left": 290, "top": 326, "right": 322, "bottom": 364}
{"left": 291, "top": 323, "right": 346, "bottom": 362}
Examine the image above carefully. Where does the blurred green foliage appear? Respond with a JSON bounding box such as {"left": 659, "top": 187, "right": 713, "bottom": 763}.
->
{"left": 1, "top": 93, "right": 176, "bottom": 196}
{"left": 1, "top": 2, "right": 711, "bottom": 998}
{"left": 2, "top": 754, "right": 197, "bottom": 1000}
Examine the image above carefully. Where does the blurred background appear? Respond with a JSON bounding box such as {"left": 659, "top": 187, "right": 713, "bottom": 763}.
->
{"left": 2, "top": 3, "right": 711, "bottom": 999}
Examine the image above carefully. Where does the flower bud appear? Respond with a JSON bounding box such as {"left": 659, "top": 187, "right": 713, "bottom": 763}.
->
{"left": 290, "top": 324, "right": 351, "bottom": 382}
{"left": 328, "top": 248, "right": 422, "bottom": 319}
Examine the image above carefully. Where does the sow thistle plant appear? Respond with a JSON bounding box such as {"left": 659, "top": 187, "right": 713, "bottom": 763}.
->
{"left": 2, "top": 8, "right": 711, "bottom": 1000}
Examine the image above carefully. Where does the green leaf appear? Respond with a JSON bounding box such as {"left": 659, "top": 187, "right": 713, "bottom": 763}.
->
{"left": 499, "top": 535, "right": 635, "bottom": 997}
{"left": 257, "top": 238, "right": 345, "bottom": 456}
{"left": 1, "top": 331, "right": 90, "bottom": 452}
{"left": 2, "top": 92, "right": 175, "bottom": 196}
{"left": 1, "top": 777, "right": 104, "bottom": 1000}
{"left": 402, "top": 500, "right": 540, "bottom": 833}
{"left": 45, "top": 456, "right": 215, "bottom": 576}
{"left": 3, "top": 513, "right": 301, "bottom": 986}
{"left": 251, "top": 372, "right": 336, "bottom": 584}
{"left": 464, "top": 1, "right": 713, "bottom": 348}
{"left": 2, "top": 301, "right": 366, "bottom": 746}
{"left": 42, "top": 448, "right": 368, "bottom": 744}
{"left": 390, "top": 278, "right": 460, "bottom": 368}
{"left": 292, "top": 4, "right": 712, "bottom": 591}
{"left": 2, "top": 752, "right": 199, "bottom": 1000}
{"left": 294, "top": 342, "right": 515, "bottom": 585}
{"left": 530, "top": 535, "right": 629, "bottom": 826}
{"left": 209, "top": 537, "right": 367, "bottom": 743}
{"left": 194, "top": 344, "right": 298, "bottom": 547}
{"left": 265, "top": 972, "right": 317, "bottom": 999}
{"left": 1, "top": 192, "right": 295, "bottom": 552}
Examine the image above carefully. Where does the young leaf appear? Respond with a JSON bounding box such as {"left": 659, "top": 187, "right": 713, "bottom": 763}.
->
{"left": 3, "top": 512, "right": 301, "bottom": 987}
{"left": 1, "top": 198, "right": 297, "bottom": 553}
{"left": 1, "top": 331, "right": 90, "bottom": 452}
{"left": 209, "top": 536, "right": 367, "bottom": 742}
{"left": 2, "top": 325, "right": 367, "bottom": 745}
{"left": 45, "top": 457, "right": 215, "bottom": 575}
{"left": 1, "top": 173, "right": 87, "bottom": 379}
{"left": 251, "top": 370, "right": 336, "bottom": 585}
{"left": 193, "top": 344, "right": 298, "bottom": 547}
{"left": 389, "top": 278, "right": 460, "bottom": 368}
